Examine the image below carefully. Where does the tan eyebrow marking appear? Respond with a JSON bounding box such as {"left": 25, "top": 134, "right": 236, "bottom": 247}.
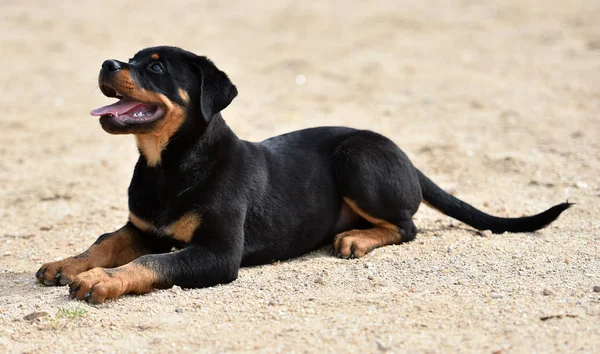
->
{"left": 178, "top": 88, "right": 190, "bottom": 103}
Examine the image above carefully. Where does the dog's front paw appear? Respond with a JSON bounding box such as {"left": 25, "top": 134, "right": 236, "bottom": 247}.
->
{"left": 36, "top": 256, "right": 91, "bottom": 286}
{"left": 69, "top": 267, "right": 135, "bottom": 304}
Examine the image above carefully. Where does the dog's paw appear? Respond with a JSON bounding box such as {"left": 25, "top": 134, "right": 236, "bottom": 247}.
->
{"left": 36, "top": 257, "right": 90, "bottom": 286}
{"left": 68, "top": 268, "right": 125, "bottom": 304}
{"left": 68, "top": 264, "right": 157, "bottom": 304}
{"left": 333, "top": 230, "right": 375, "bottom": 259}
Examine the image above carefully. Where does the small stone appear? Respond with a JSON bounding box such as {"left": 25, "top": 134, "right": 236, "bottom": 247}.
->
{"left": 23, "top": 311, "right": 48, "bottom": 321}
{"left": 447, "top": 246, "right": 453, "bottom": 253}
{"left": 593, "top": 286, "right": 600, "bottom": 293}
{"left": 364, "top": 262, "right": 373, "bottom": 269}
{"left": 367, "top": 275, "right": 374, "bottom": 280}
{"left": 175, "top": 307, "right": 184, "bottom": 313}
{"left": 315, "top": 277, "right": 325, "bottom": 285}
{"left": 542, "top": 288, "right": 553, "bottom": 296}
{"left": 478, "top": 230, "right": 492, "bottom": 237}
{"left": 376, "top": 339, "right": 390, "bottom": 351}
{"left": 39, "top": 225, "right": 53, "bottom": 231}
{"left": 491, "top": 292, "right": 504, "bottom": 299}
{"left": 171, "top": 285, "right": 182, "bottom": 293}
{"left": 470, "top": 101, "right": 484, "bottom": 109}
{"left": 588, "top": 40, "right": 600, "bottom": 50}
{"left": 575, "top": 181, "right": 588, "bottom": 189}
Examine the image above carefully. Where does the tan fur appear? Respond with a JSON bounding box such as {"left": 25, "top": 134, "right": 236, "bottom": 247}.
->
{"left": 178, "top": 88, "right": 190, "bottom": 103}
{"left": 36, "top": 225, "right": 150, "bottom": 284}
{"left": 110, "top": 70, "right": 186, "bottom": 167}
{"left": 70, "top": 263, "right": 159, "bottom": 303}
{"left": 343, "top": 197, "right": 398, "bottom": 231}
{"left": 164, "top": 212, "right": 201, "bottom": 243}
{"left": 129, "top": 212, "right": 153, "bottom": 232}
{"left": 333, "top": 198, "right": 402, "bottom": 258}
{"left": 130, "top": 210, "right": 201, "bottom": 243}
{"left": 334, "top": 228, "right": 401, "bottom": 258}
{"left": 133, "top": 93, "right": 184, "bottom": 167}
{"left": 151, "top": 53, "right": 159, "bottom": 60}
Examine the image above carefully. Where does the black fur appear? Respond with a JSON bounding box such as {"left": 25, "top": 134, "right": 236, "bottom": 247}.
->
{"left": 61, "top": 46, "right": 575, "bottom": 292}
{"left": 417, "top": 171, "right": 573, "bottom": 233}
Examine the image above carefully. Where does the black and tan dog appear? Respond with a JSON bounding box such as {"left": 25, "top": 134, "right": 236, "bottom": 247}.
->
{"left": 36, "top": 46, "right": 571, "bottom": 304}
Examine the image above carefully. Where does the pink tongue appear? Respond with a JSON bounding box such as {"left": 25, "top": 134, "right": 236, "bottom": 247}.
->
{"left": 90, "top": 99, "right": 143, "bottom": 117}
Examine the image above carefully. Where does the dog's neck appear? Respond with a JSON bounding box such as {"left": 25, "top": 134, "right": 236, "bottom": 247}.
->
{"left": 135, "top": 113, "right": 237, "bottom": 168}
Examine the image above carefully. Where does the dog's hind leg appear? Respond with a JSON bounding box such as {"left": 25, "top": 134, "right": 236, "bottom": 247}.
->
{"left": 332, "top": 131, "right": 421, "bottom": 258}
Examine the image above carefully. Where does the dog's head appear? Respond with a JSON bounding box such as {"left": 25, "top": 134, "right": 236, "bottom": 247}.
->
{"left": 91, "top": 46, "right": 237, "bottom": 137}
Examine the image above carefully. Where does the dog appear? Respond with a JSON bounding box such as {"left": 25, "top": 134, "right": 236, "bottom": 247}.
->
{"left": 36, "top": 46, "right": 571, "bottom": 304}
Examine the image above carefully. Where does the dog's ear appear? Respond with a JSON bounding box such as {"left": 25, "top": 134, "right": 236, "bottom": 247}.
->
{"left": 194, "top": 57, "right": 237, "bottom": 122}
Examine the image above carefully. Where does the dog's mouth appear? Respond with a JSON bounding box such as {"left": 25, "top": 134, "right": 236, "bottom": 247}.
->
{"left": 90, "top": 85, "right": 164, "bottom": 125}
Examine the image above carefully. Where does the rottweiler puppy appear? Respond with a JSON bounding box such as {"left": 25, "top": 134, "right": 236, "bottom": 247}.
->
{"left": 36, "top": 46, "right": 571, "bottom": 304}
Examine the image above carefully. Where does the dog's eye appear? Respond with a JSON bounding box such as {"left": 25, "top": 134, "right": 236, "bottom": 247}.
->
{"left": 148, "top": 63, "right": 164, "bottom": 73}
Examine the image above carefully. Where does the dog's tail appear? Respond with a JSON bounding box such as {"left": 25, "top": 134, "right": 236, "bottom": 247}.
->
{"left": 417, "top": 169, "right": 572, "bottom": 233}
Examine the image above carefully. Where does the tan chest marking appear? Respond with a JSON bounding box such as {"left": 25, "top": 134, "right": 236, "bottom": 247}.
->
{"left": 129, "top": 212, "right": 153, "bottom": 233}
{"left": 163, "top": 212, "right": 201, "bottom": 243}
{"left": 129, "top": 212, "right": 201, "bottom": 243}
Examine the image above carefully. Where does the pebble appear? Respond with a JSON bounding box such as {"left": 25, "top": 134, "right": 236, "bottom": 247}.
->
{"left": 593, "top": 286, "right": 600, "bottom": 293}
{"left": 315, "top": 277, "right": 325, "bottom": 285}
{"left": 574, "top": 181, "right": 588, "bottom": 189}
{"left": 376, "top": 339, "right": 390, "bottom": 351}
{"left": 447, "top": 246, "right": 453, "bottom": 253}
{"left": 23, "top": 311, "right": 48, "bottom": 321}
{"left": 491, "top": 292, "right": 504, "bottom": 299}
{"left": 175, "top": 307, "right": 184, "bottom": 313}
{"left": 479, "top": 230, "right": 492, "bottom": 237}
{"left": 542, "top": 288, "right": 553, "bottom": 296}
{"left": 171, "top": 286, "right": 182, "bottom": 293}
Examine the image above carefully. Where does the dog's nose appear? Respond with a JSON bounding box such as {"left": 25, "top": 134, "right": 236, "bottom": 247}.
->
{"left": 102, "top": 60, "right": 121, "bottom": 72}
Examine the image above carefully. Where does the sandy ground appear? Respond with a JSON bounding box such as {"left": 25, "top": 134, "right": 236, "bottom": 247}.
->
{"left": 1, "top": 0, "right": 599, "bottom": 352}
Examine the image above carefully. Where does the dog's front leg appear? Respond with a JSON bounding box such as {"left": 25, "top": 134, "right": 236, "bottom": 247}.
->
{"left": 36, "top": 222, "right": 170, "bottom": 286}
{"left": 67, "top": 221, "right": 244, "bottom": 304}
